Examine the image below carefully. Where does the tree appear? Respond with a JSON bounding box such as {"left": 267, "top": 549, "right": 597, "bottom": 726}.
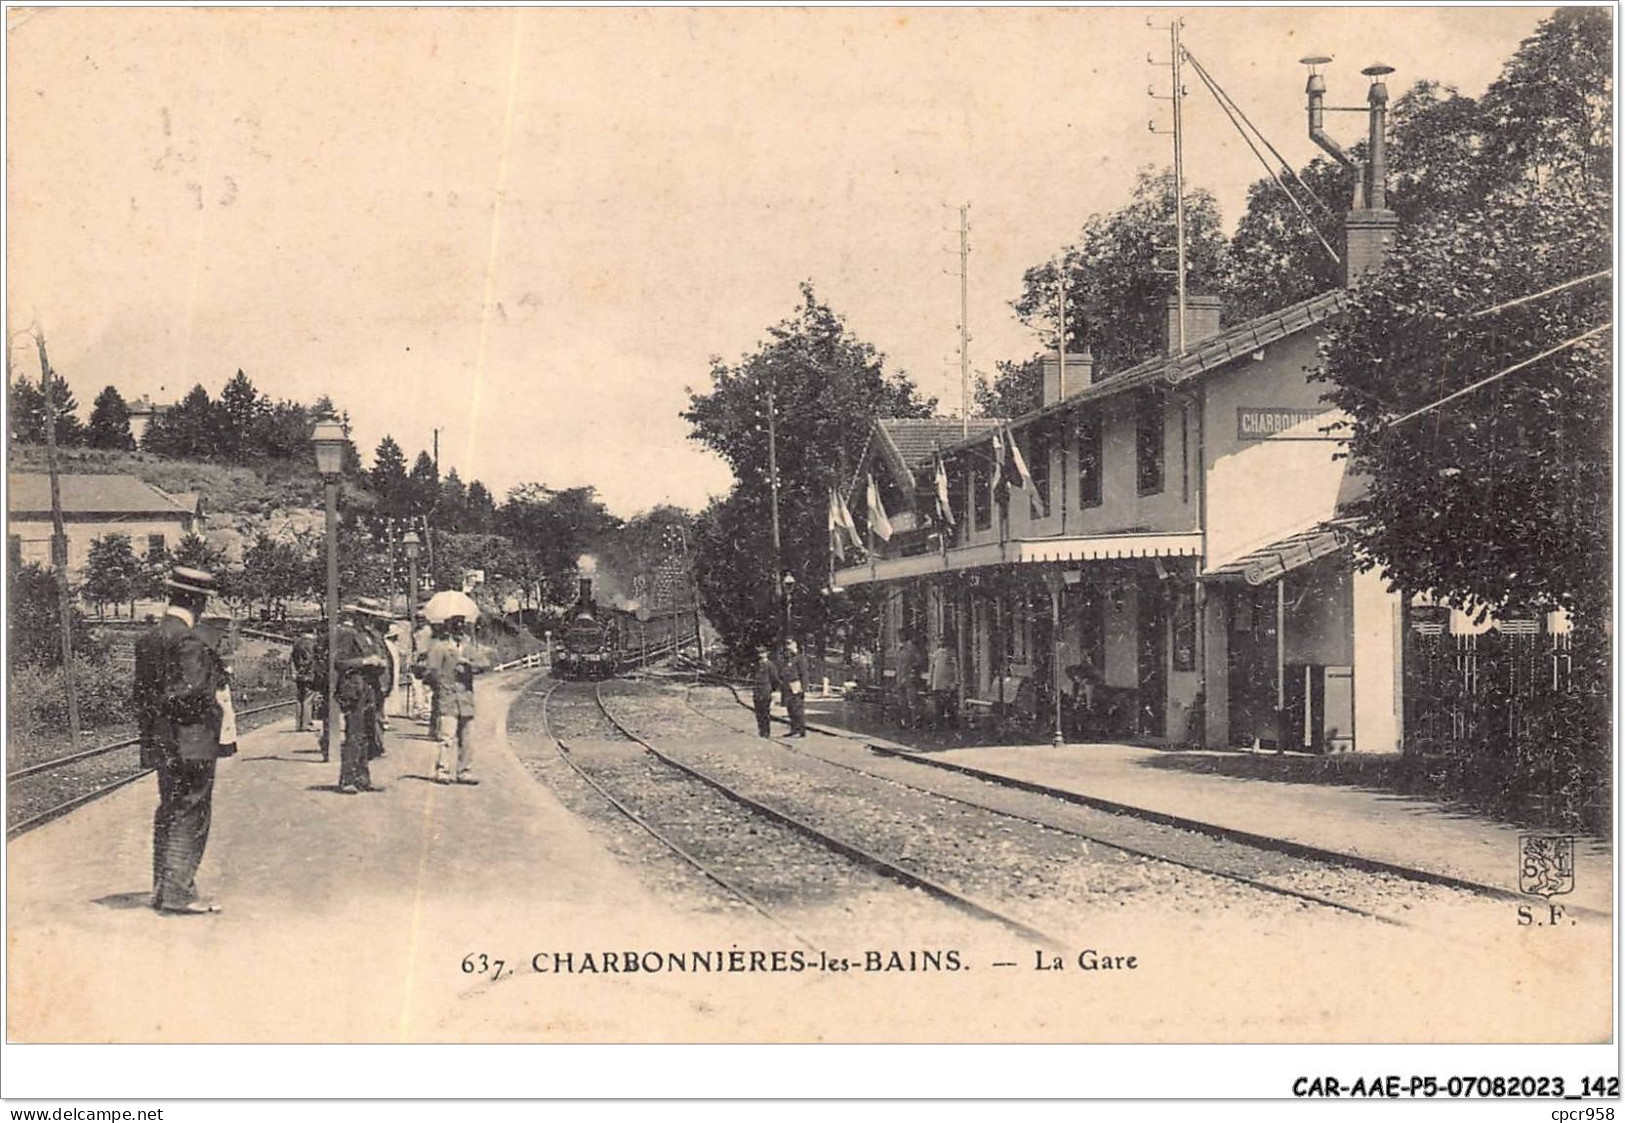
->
{"left": 8, "top": 371, "right": 46, "bottom": 443}
{"left": 1221, "top": 156, "right": 1351, "bottom": 322}
{"left": 973, "top": 356, "right": 1044, "bottom": 419}
{"left": 370, "top": 436, "right": 411, "bottom": 520}
{"left": 499, "top": 484, "right": 621, "bottom": 606}
{"left": 434, "top": 469, "right": 470, "bottom": 532}
{"left": 465, "top": 480, "right": 497, "bottom": 533}
{"left": 1011, "top": 168, "right": 1229, "bottom": 380}
{"left": 1478, "top": 7, "right": 1612, "bottom": 194}
{"left": 218, "top": 369, "right": 266, "bottom": 462}
{"left": 255, "top": 399, "right": 312, "bottom": 461}
{"left": 234, "top": 532, "right": 310, "bottom": 619}
{"left": 83, "top": 534, "right": 141, "bottom": 618}
{"left": 8, "top": 370, "right": 84, "bottom": 446}
{"left": 173, "top": 532, "right": 228, "bottom": 575}
{"left": 8, "top": 563, "right": 94, "bottom": 668}
{"left": 408, "top": 451, "right": 440, "bottom": 519}
{"left": 683, "top": 282, "right": 935, "bottom": 658}
{"left": 86, "top": 386, "right": 137, "bottom": 450}
{"left": 1317, "top": 180, "right": 1609, "bottom": 623}
{"left": 143, "top": 384, "right": 220, "bottom": 459}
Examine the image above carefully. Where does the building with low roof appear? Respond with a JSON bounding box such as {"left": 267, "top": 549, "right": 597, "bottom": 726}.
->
{"left": 835, "top": 69, "right": 1416, "bottom": 754}
{"left": 7, "top": 473, "right": 199, "bottom": 577}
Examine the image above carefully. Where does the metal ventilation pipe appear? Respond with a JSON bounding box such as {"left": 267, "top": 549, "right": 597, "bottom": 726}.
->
{"left": 1361, "top": 64, "right": 1394, "bottom": 211}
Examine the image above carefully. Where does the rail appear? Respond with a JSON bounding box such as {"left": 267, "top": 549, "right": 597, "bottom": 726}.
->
{"left": 7, "top": 697, "right": 298, "bottom": 838}
{"left": 7, "top": 698, "right": 297, "bottom": 784}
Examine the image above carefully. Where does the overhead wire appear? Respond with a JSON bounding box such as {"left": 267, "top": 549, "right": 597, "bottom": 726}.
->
{"left": 1466, "top": 269, "right": 1612, "bottom": 319}
{"left": 1184, "top": 48, "right": 1339, "bottom": 220}
{"left": 1385, "top": 322, "right": 1611, "bottom": 429}
{"left": 1183, "top": 49, "right": 1342, "bottom": 265}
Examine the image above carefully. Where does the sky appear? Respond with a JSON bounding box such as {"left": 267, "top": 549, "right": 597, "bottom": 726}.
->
{"left": 6, "top": 5, "right": 1554, "bottom": 516}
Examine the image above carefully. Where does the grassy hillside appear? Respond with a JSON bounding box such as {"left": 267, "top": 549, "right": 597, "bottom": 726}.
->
{"left": 9, "top": 444, "right": 327, "bottom": 517}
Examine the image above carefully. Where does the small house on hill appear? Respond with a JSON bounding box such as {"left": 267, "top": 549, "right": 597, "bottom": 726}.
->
{"left": 7, "top": 473, "right": 199, "bottom": 576}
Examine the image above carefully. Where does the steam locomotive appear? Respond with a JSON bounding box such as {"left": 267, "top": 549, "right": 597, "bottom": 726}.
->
{"left": 552, "top": 577, "right": 621, "bottom": 680}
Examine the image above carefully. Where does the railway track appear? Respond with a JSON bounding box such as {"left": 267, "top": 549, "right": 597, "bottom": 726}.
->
{"left": 7, "top": 699, "right": 297, "bottom": 837}
{"left": 669, "top": 680, "right": 1506, "bottom": 929}
{"left": 537, "top": 678, "right": 1064, "bottom": 950}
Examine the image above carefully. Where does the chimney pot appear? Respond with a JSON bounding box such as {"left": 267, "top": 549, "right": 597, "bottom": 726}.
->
{"left": 1042, "top": 349, "right": 1094, "bottom": 405}
{"left": 1165, "top": 293, "right": 1223, "bottom": 355}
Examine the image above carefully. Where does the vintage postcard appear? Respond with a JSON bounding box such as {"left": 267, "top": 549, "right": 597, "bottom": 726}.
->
{"left": 3, "top": 3, "right": 1615, "bottom": 1103}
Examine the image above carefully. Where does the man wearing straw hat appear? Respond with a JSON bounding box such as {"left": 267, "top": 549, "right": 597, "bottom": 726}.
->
{"left": 133, "top": 565, "right": 230, "bottom": 915}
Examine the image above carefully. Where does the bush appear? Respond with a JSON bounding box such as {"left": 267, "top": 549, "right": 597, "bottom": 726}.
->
{"left": 9, "top": 564, "right": 96, "bottom": 668}
{"left": 8, "top": 658, "right": 134, "bottom": 737}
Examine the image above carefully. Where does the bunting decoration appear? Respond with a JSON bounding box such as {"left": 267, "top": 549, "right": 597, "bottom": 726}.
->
{"left": 933, "top": 455, "right": 955, "bottom": 527}
{"left": 827, "top": 486, "right": 862, "bottom": 560}
{"left": 865, "top": 473, "right": 893, "bottom": 541}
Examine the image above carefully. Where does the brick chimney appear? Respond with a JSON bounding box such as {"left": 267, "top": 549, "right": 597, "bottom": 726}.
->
{"left": 1344, "top": 65, "right": 1398, "bottom": 282}
{"left": 1165, "top": 293, "right": 1223, "bottom": 355}
{"left": 1042, "top": 348, "right": 1094, "bottom": 405}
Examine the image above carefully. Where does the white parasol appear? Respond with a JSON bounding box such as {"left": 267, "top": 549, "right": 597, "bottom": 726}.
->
{"left": 421, "top": 590, "right": 481, "bottom": 624}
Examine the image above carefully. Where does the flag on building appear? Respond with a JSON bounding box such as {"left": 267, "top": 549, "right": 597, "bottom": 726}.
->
{"left": 828, "top": 485, "right": 862, "bottom": 560}
{"left": 934, "top": 455, "right": 955, "bottom": 527}
{"left": 989, "top": 430, "right": 1004, "bottom": 494}
{"left": 1004, "top": 425, "right": 1035, "bottom": 494}
{"left": 865, "top": 473, "right": 893, "bottom": 541}
{"left": 1004, "top": 426, "right": 1046, "bottom": 517}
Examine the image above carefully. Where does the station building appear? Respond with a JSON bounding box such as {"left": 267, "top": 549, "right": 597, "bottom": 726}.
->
{"left": 836, "top": 188, "right": 1408, "bottom": 752}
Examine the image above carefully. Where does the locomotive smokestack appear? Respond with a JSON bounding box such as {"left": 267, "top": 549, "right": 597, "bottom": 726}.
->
{"left": 579, "top": 577, "right": 593, "bottom": 606}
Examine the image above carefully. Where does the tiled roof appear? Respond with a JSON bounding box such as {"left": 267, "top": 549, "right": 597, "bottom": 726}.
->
{"left": 938, "top": 288, "right": 1351, "bottom": 456}
{"left": 8, "top": 474, "right": 193, "bottom": 517}
{"left": 877, "top": 417, "right": 1001, "bottom": 472}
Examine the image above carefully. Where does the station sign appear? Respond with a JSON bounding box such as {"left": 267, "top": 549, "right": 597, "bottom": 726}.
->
{"left": 1236, "top": 407, "right": 1333, "bottom": 441}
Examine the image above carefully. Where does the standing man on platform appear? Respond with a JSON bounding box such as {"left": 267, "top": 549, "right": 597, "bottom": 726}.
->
{"left": 424, "top": 615, "right": 486, "bottom": 784}
{"left": 290, "top": 626, "right": 316, "bottom": 732}
{"left": 782, "top": 637, "right": 810, "bottom": 738}
{"left": 133, "top": 566, "right": 230, "bottom": 916}
{"left": 333, "top": 603, "right": 388, "bottom": 793}
{"left": 751, "top": 645, "right": 779, "bottom": 738}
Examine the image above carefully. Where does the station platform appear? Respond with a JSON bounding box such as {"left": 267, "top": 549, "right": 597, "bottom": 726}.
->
{"left": 5, "top": 673, "right": 780, "bottom": 1043}
{"left": 797, "top": 695, "right": 1615, "bottom": 917}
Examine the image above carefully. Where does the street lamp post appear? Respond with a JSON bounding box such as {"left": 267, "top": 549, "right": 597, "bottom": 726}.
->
{"left": 311, "top": 416, "right": 348, "bottom": 764}
{"left": 403, "top": 530, "right": 421, "bottom": 719}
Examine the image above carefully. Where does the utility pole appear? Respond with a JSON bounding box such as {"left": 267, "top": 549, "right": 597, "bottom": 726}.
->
{"left": 432, "top": 427, "right": 440, "bottom": 474}
{"left": 1170, "top": 17, "right": 1188, "bottom": 354}
{"left": 35, "top": 330, "right": 81, "bottom": 751}
{"left": 765, "top": 367, "right": 784, "bottom": 638}
{"left": 959, "top": 203, "right": 971, "bottom": 438}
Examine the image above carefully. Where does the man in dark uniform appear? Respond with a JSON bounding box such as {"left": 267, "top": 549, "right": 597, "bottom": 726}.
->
{"left": 133, "top": 566, "right": 230, "bottom": 915}
{"left": 751, "top": 646, "right": 779, "bottom": 737}
{"left": 290, "top": 627, "right": 316, "bottom": 732}
{"left": 350, "top": 598, "right": 393, "bottom": 758}
{"left": 334, "top": 603, "right": 388, "bottom": 793}
{"left": 782, "top": 637, "right": 810, "bottom": 737}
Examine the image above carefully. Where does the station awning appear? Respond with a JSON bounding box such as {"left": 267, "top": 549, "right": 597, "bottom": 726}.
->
{"left": 1203, "top": 524, "right": 1345, "bottom": 586}
{"left": 833, "top": 531, "right": 1204, "bottom": 587}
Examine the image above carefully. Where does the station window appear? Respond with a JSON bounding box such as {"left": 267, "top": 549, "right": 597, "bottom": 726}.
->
{"left": 1026, "top": 428, "right": 1050, "bottom": 512}
{"left": 1077, "top": 414, "right": 1103, "bottom": 508}
{"left": 1136, "top": 392, "right": 1165, "bottom": 497}
{"left": 972, "top": 457, "right": 991, "bottom": 530}
{"left": 7, "top": 535, "right": 20, "bottom": 568}
{"left": 147, "top": 533, "right": 167, "bottom": 557}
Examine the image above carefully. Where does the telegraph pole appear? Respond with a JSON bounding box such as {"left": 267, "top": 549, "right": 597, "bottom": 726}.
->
{"left": 1170, "top": 17, "right": 1188, "bottom": 354}
{"left": 765, "top": 368, "right": 784, "bottom": 638}
{"left": 35, "top": 330, "right": 81, "bottom": 750}
{"left": 959, "top": 203, "right": 971, "bottom": 438}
